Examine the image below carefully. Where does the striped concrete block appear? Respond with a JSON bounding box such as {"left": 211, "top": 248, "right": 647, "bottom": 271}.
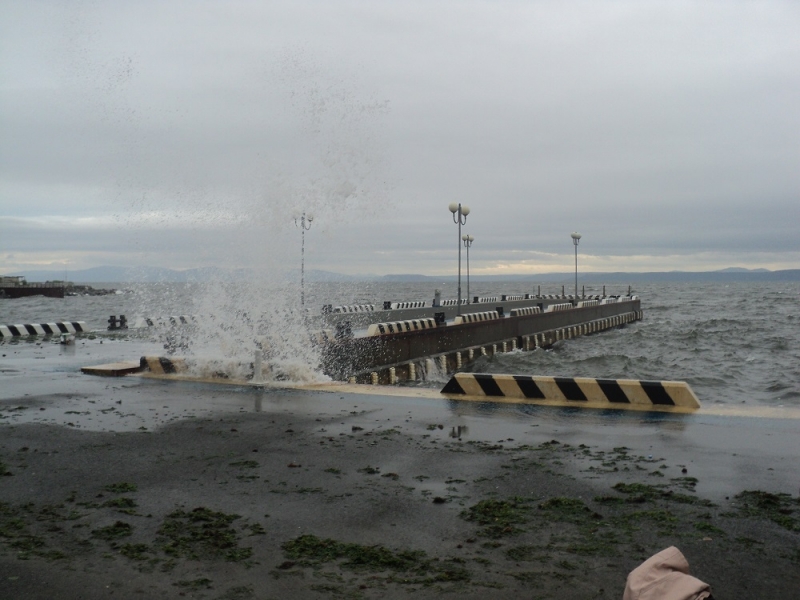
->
{"left": 509, "top": 306, "right": 542, "bottom": 317}
{"left": 311, "top": 329, "right": 336, "bottom": 345}
{"left": 502, "top": 294, "right": 525, "bottom": 301}
{"left": 440, "top": 299, "right": 468, "bottom": 306}
{"left": 366, "top": 318, "right": 438, "bottom": 336}
{"left": 577, "top": 300, "right": 599, "bottom": 308}
{"left": 452, "top": 311, "right": 500, "bottom": 325}
{"left": 332, "top": 304, "right": 375, "bottom": 313}
{"left": 0, "top": 322, "right": 88, "bottom": 337}
{"left": 441, "top": 373, "right": 700, "bottom": 409}
{"left": 390, "top": 301, "right": 426, "bottom": 309}
{"left": 544, "top": 303, "right": 573, "bottom": 313}
{"left": 475, "top": 296, "right": 499, "bottom": 303}
{"left": 139, "top": 356, "right": 188, "bottom": 375}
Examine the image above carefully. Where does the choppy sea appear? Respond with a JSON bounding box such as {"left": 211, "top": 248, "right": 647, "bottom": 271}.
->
{"left": 1, "top": 280, "right": 798, "bottom": 408}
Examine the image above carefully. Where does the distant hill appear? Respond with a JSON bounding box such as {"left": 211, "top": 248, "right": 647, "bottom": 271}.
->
{"left": 715, "top": 267, "right": 770, "bottom": 273}
{"left": 6, "top": 266, "right": 799, "bottom": 284}
{"left": 378, "top": 269, "right": 800, "bottom": 283}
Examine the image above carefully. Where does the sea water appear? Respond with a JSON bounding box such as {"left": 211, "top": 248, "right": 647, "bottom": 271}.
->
{"left": 1, "top": 280, "right": 798, "bottom": 407}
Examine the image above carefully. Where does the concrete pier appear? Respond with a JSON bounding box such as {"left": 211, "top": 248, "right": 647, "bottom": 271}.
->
{"left": 323, "top": 298, "right": 642, "bottom": 381}
{"left": 125, "top": 300, "right": 642, "bottom": 387}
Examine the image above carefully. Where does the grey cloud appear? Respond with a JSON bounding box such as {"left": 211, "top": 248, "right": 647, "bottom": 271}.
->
{"left": 1, "top": 1, "right": 798, "bottom": 275}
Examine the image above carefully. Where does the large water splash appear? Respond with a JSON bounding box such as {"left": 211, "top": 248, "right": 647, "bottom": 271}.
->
{"left": 120, "top": 51, "right": 391, "bottom": 382}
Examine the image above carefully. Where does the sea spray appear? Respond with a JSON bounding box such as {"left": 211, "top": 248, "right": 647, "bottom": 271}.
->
{"left": 117, "top": 53, "right": 391, "bottom": 382}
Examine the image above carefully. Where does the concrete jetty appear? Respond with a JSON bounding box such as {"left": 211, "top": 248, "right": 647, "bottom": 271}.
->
{"left": 321, "top": 296, "right": 642, "bottom": 381}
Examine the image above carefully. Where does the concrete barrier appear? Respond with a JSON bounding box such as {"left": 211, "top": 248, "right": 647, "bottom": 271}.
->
{"left": 332, "top": 305, "right": 375, "bottom": 313}
{"left": 0, "top": 322, "right": 88, "bottom": 337}
{"left": 139, "top": 356, "right": 188, "bottom": 375}
{"left": 107, "top": 315, "right": 128, "bottom": 330}
{"left": 311, "top": 329, "right": 336, "bottom": 345}
{"left": 81, "top": 361, "right": 142, "bottom": 377}
{"left": 509, "top": 306, "right": 541, "bottom": 317}
{"left": 544, "top": 303, "right": 572, "bottom": 313}
{"left": 441, "top": 373, "right": 700, "bottom": 409}
{"left": 131, "top": 315, "right": 196, "bottom": 328}
{"left": 389, "top": 301, "right": 426, "bottom": 309}
{"left": 440, "top": 299, "right": 468, "bottom": 306}
{"left": 474, "top": 296, "right": 499, "bottom": 303}
{"left": 502, "top": 294, "right": 525, "bottom": 301}
{"left": 452, "top": 310, "right": 500, "bottom": 325}
{"left": 577, "top": 300, "right": 599, "bottom": 308}
{"left": 366, "top": 318, "right": 437, "bottom": 336}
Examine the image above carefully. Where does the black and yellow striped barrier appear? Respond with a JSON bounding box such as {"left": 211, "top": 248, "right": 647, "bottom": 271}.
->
{"left": 1, "top": 321, "right": 88, "bottom": 337}
{"left": 441, "top": 373, "right": 700, "bottom": 409}
{"left": 139, "top": 356, "right": 188, "bottom": 375}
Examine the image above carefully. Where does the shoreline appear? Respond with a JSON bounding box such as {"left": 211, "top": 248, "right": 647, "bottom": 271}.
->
{"left": 2, "top": 382, "right": 799, "bottom": 599}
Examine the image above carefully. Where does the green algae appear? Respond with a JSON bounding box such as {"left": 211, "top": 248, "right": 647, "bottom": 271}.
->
{"left": 104, "top": 482, "right": 137, "bottom": 494}
{"left": 91, "top": 520, "right": 133, "bottom": 540}
{"left": 284, "top": 534, "right": 425, "bottom": 570}
{"left": 103, "top": 497, "right": 138, "bottom": 514}
{"left": 118, "top": 543, "right": 152, "bottom": 560}
{"left": 537, "top": 497, "right": 603, "bottom": 525}
{"left": 281, "top": 534, "right": 470, "bottom": 585}
{"left": 733, "top": 490, "right": 800, "bottom": 532}
{"left": 460, "top": 497, "right": 535, "bottom": 538}
{"left": 229, "top": 460, "right": 259, "bottom": 469}
{"left": 157, "top": 507, "right": 253, "bottom": 562}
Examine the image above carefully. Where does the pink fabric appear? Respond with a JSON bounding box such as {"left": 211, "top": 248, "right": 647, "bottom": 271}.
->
{"left": 623, "top": 546, "right": 712, "bottom": 600}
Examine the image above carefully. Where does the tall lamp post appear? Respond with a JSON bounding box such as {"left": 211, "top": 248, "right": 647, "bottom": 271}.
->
{"left": 571, "top": 232, "right": 581, "bottom": 302}
{"left": 448, "top": 203, "right": 470, "bottom": 315}
{"left": 295, "top": 212, "right": 313, "bottom": 307}
{"left": 462, "top": 234, "right": 474, "bottom": 302}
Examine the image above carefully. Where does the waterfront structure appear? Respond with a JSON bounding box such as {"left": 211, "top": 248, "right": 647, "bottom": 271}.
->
{"left": 571, "top": 232, "right": 582, "bottom": 301}
{"left": 448, "top": 203, "right": 470, "bottom": 315}
{"left": 462, "top": 234, "right": 474, "bottom": 302}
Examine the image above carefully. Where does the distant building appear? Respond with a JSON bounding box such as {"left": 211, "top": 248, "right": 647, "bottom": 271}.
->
{"left": 0, "top": 276, "right": 26, "bottom": 286}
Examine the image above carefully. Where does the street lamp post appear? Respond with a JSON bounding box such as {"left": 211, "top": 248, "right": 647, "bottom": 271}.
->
{"left": 462, "top": 234, "right": 474, "bottom": 302}
{"left": 295, "top": 212, "right": 313, "bottom": 307}
{"left": 571, "top": 232, "right": 581, "bottom": 302}
{"left": 448, "top": 203, "right": 470, "bottom": 315}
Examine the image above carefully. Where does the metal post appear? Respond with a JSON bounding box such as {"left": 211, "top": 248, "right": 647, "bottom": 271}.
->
{"left": 458, "top": 213, "right": 462, "bottom": 312}
{"left": 574, "top": 243, "right": 578, "bottom": 299}
{"left": 449, "top": 203, "right": 470, "bottom": 315}
{"left": 301, "top": 225, "right": 305, "bottom": 306}
{"left": 464, "top": 240, "right": 468, "bottom": 302}
{"left": 295, "top": 212, "right": 313, "bottom": 307}
{"left": 571, "top": 232, "right": 581, "bottom": 304}
{"left": 462, "top": 234, "right": 474, "bottom": 303}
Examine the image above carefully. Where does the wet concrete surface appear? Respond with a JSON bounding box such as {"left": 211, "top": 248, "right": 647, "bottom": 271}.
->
{"left": 1, "top": 336, "right": 799, "bottom": 598}
{"left": 2, "top": 336, "right": 798, "bottom": 501}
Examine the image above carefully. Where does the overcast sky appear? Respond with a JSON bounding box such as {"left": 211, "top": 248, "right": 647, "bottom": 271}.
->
{"left": 1, "top": 1, "right": 798, "bottom": 277}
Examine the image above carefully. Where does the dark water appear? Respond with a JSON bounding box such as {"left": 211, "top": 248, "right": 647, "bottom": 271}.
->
{"left": 2, "top": 281, "right": 798, "bottom": 407}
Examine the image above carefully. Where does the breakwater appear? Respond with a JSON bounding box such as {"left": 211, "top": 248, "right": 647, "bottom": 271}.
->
{"left": 322, "top": 297, "right": 641, "bottom": 381}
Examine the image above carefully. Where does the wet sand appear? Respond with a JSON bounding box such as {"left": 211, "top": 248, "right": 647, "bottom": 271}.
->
{"left": 1, "top": 339, "right": 799, "bottom": 599}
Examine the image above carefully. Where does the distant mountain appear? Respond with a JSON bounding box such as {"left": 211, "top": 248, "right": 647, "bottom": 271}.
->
{"left": 590, "top": 269, "right": 800, "bottom": 283}
{"left": 714, "top": 267, "right": 771, "bottom": 273}
{"left": 7, "top": 266, "right": 800, "bottom": 284}
{"left": 379, "top": 270, "right": 800, "bottom": 283}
